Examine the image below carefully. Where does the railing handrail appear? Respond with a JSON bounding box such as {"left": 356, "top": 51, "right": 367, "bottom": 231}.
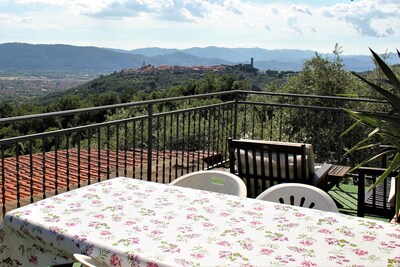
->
{"left": 0, "top": 91, "right": 237, "bottom": 125}
{"left": 237, "top": 90, "right": 387, "bottom": 103}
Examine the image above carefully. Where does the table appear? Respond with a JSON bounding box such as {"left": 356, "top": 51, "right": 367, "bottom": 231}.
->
{"left": 1, "top": 177, "right": 399, "bottom": 267}
{"left": 327, "top": 165, "right": 351, "bottom": 189}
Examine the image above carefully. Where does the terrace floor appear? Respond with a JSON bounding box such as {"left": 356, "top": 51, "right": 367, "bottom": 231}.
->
{"left": 329, "top": 182, "right": 391, "bottom": 222}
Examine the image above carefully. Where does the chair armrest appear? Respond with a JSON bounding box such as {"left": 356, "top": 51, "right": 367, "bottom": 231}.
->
{"left": 311, "top": 163, "right": 333, "bottom": 190}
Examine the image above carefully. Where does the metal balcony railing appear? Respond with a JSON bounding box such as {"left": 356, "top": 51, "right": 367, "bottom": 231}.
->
{"left": 0, "top": 90, "right": 389, "bottom": 217}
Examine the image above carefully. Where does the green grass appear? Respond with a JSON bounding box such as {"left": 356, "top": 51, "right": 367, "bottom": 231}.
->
{"left": 329, "top": 183, "right": 390, "bottom": 222}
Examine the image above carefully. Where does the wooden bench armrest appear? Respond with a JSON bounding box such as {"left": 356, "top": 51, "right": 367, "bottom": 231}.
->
{"left": 312, "top": 163, "right": 333, "bottom": 190}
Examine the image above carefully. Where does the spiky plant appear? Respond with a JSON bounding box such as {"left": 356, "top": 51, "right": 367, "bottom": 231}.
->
{"left": 342, "top": 48, "right": 400, "bottom": 222}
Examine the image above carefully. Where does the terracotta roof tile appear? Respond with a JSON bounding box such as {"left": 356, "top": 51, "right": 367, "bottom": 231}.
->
{"left": 1, "top": 148, "right": 218, "bottom": 209}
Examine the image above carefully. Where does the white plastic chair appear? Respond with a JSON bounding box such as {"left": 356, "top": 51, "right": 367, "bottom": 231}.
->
{"left": 73, "top": 254, "right": 109, "bottom": 267}
{"left": 255, "top": 183, "right": 339, "bottom": 212}
{"left": 170, "top": 170, "right": 247, "bottom": 197}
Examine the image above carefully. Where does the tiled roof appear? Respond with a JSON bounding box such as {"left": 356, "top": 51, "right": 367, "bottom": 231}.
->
{"left": 1, "top": 149, "right": 217, "bottom": 208}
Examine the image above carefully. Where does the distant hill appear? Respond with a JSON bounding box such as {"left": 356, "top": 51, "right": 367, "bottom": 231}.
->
{"left": 0, "top": 43, "right": 396, "bottom": 72}
{"left": 0, "top": 43, "right": 147, "bottom": 72}
{"left": 130, "top": 46, "right": 386, "bottom": 72}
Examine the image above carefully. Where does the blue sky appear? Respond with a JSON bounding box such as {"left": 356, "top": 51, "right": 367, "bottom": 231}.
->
{"left": 0, "top": 0, "right": 399, "bottom": 55}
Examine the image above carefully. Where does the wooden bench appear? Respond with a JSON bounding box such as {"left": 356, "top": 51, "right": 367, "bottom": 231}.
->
{"left": 357, "top": 167, "right": 397, "bottom": 218}
{"left": 228, "top": 138, "right": 332, "bottom": 198}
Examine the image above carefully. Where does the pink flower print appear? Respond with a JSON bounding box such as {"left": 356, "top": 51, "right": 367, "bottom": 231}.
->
{"left": 301, "top": 260, "right": 317, "bottom": 267}
{"left": 128, "top": 237, "right": 139, "bottom": 244}
{"left": 282, "top": 223, "right": 299, "bottom": 228}
{"left": 249, "top": 221, "right": 262, "bottom": 226}
{"left": 190, "top": 252, "right": 205, "bottom": 259}
{"left": 318, "top": 228, "right": 333, "bottom": 234}
{"left": 177, "top": 226, "right": 193, "bottom": 233}
{"left": 124, "top": 220, "right": 136, "bottom": 226}
{"left": 100, "top": 230, "right": 113, "bottom": 236}
{"left": 275, "top": 255, "right": 295, "bottom": 264}
{"left": 300, "top": 240, "right": 314, "bottom": 246}
{"left": 232, "top": 228, "right": 245, "bottom": 235}
{"left": 367, "top": 222, "right": 384, "bottom": 229}
{"left": 362, "top": 235, "right": 376, "bottom": 242}
{"left": 160, "top": 242, "right": 180, "bottom": 253}
{"left": 294, "top": 212, "right": 306, "bottom": 217}
{"left": 380, "top": 241, "right": 399, "bottom": 249}
{"left": 352, "top": 248, "right": 368, "bottom": 256}
{"left": 260, "top": 248, "right": 274, "bottom": 255}
{"left": 83, "top": 244, "right": 94, "bottom": 255}
{"left": 222, "top": 228, "right": 245, "bottom": 237}
{"left": 186, "top": 207, "right": 197, "bottom": 212}
{"left": 239, "top": 240, "right": 254, "bottom": 251}
{"left": 219, "top": 212, "right": 231, "bottom": 217}
{"left": 325, "top": 238, "right": 339, "bottom": 245}
{"left": 49, "top": 226, "right": 65, "bottom": 236}
{"left": 94, "top": 214, "right": 105, "bottom": 219}
{"left": 110, "top": 253, "right": 122, "bottom": 267}
{"left": 328, "top": 255, "right": 350, "bottom": 265}
{"left": 92, "top": 200, "right": 102, "bottom": 205}
{"left": 112, "top": 215, "right": 122, "bottom": 222}
{"left": 128, "top": 254, "right": 140, "bottom": 265}
{"left": 147, "top": 262, "right": 159, "bottom": 267}
{"left": 133, "top": 200, "right": 143, "bottom": 205}
{"left": 219, "top": 251, "right": 232, "bottom": 259}
{"left": 388, "top": 233, "right": 400, "bottom": 239}
{"left": 252, "top": 205, "right": 265, "bottom": 211}
{"left": 217, "top": 241, "right": 232, "bottom": 247}
{"left": 151, "top": 230, "right": 163, "bottom": 237}
{"left": 269, "top": 233, "right": 288, "bottom": 242}
{"left": 342, "top": 230, "right": 355, "bottom": 237}
{"left": 202, "top": 222, "right": 214, "bottom": 228}
{"left": 230, "top": 217, "right": 246, "bottom": 223}
{"left": 163, "top": 215, "right": 174, "bottom": 220}
{"left": 28, "top": 255, "right": 38, "bottom": 264}
{"left": 288, "top": 246, "right": 306, "bottom": 253}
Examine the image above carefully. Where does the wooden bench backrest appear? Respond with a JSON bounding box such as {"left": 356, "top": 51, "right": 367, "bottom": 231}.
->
{"left": 228, "top": 138, "right": 314, "bottom": 197}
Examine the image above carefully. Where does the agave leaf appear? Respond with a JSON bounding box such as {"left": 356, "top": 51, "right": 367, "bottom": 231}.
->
{"left": 349, "top": 150, "right": 394, "bottom": 173}
{"left": 370, "top": 48, "right": 400, "bottom": 90}
{"left": 368, "top": 152, "right": 400, "bottom": 192}
{"left": 350, "top": 112, "right": 400, "bottom": 134}
{"left": 396, "top": 174, "right": 400, "bottom": 221}
{"left": 340, "top": 119, "right": 361, "bottom": 137}
{"left": 355, "top": 143, "right": 381, "bottom": 151}
{"left": 348, "top": 111, "right": 381, "bottom": 127}
{"left": 352, "top": 71, "right": 400, "bottom": 111}
{"left": 342, "top": 129, "right": 379, "bottom": 156}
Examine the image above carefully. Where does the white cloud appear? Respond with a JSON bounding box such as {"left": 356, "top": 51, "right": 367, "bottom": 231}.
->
{"left": 291, "top": 5, "right": 312, "bottom": 15}
{"left": 1, "top": 0, "right": 398, "bottom": 54}
{"left": 321, "top": 0, "right": 400, "bottom": 37}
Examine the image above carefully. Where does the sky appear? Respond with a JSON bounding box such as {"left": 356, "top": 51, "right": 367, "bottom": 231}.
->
{"left": 0, "top": 0, "right": 399, "bottom": 55}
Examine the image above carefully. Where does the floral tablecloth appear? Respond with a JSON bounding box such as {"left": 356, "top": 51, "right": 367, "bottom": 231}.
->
{"left": 1, "top": 177, "right": 399, "bottom": 267}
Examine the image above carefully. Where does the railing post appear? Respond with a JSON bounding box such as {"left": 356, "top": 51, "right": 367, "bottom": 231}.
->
{"left": 337, "top": 102, "right": 345, "bottom": 164}
{"left": 233, "top": 91, "right": 239, "bottom": 139}
{"left": 147, "top": 104, "right": 153, "bottom": 181}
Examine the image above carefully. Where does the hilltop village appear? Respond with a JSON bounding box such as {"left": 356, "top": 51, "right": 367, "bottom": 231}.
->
{"left": 122, "top": 58, "right": 258, "bottom": 75}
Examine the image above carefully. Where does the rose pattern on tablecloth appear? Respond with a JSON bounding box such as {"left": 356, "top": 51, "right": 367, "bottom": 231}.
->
{"left": 0, "top": 177, "right": 398, "bottom": 267}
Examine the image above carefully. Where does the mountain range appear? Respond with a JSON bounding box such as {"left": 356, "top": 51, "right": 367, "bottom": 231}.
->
{"left": 0, "top": 42, "right": 395, "bottom": 73}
